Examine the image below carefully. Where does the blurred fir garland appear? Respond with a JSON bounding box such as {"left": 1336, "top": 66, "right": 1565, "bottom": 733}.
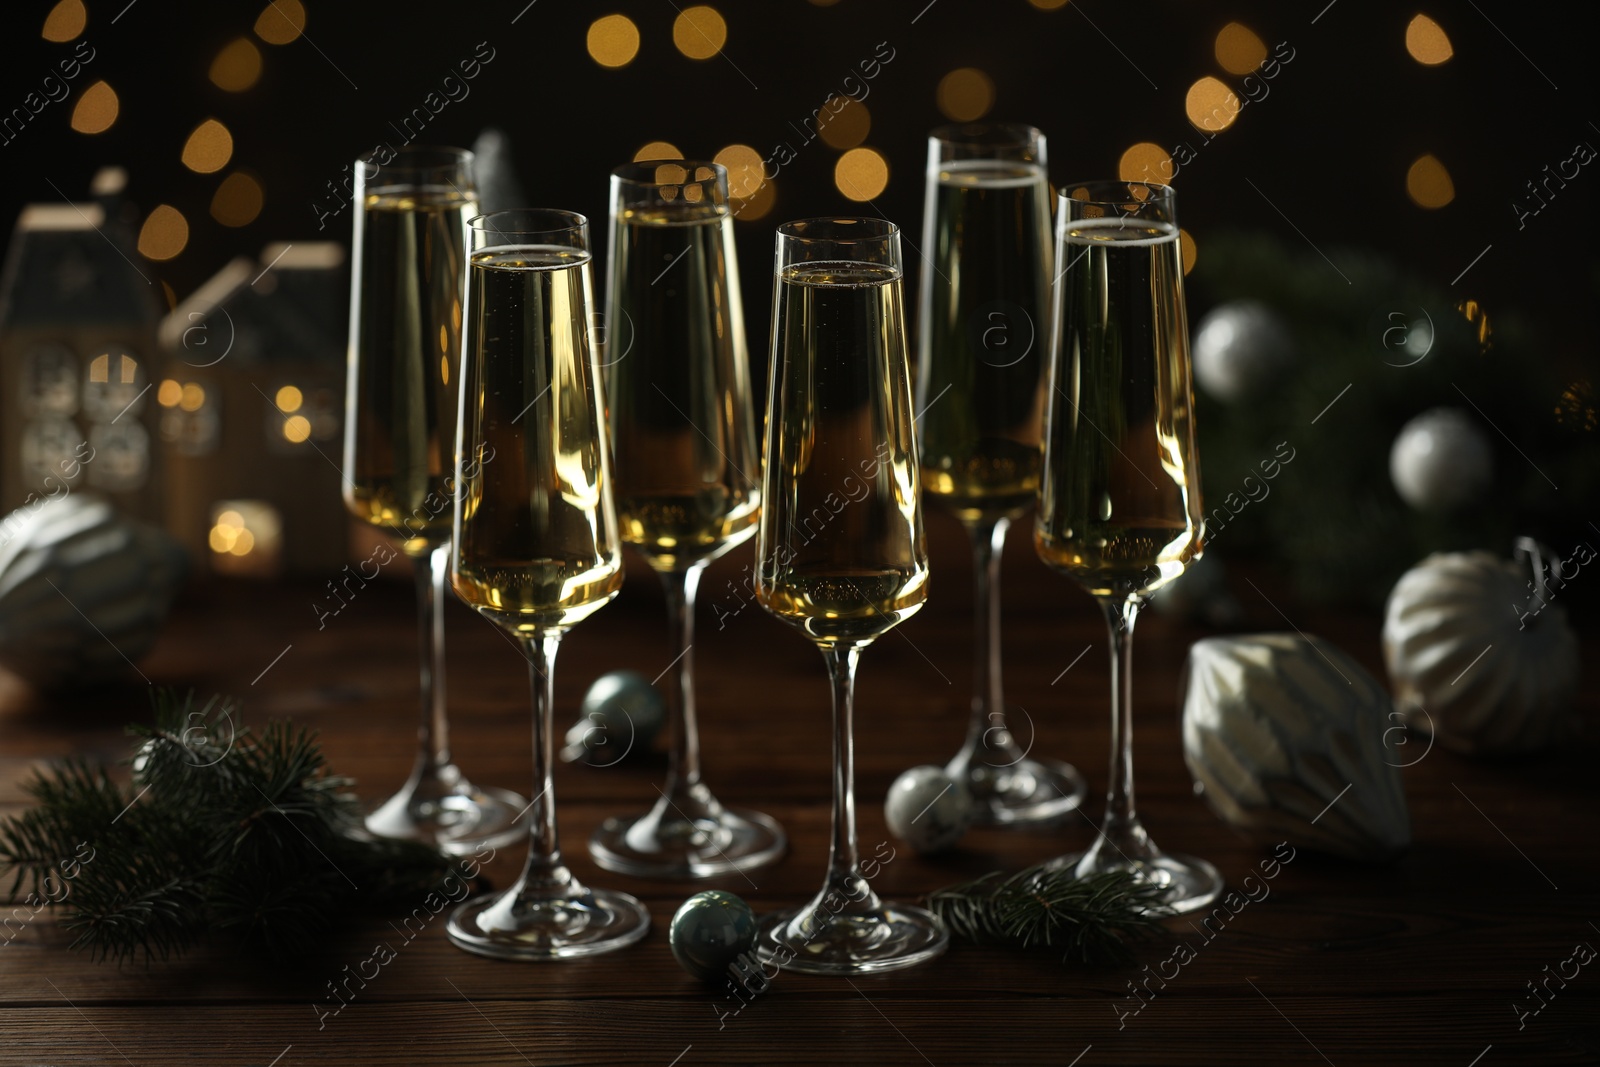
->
{"left": 1188, "top": 231, "right": 1600, "bottom": 607}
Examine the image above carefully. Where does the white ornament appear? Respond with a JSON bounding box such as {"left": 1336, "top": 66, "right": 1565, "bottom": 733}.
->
{"left": 1182, "top": 634, "right": 1410, "bottom": 861}
{"left": 1383, "top": 546, "right": 1579, "bottom": 754}
{"left": 885, "top": 766, "right": 971, "bottom": 855}
{"left": 1388, "top": 408, "right": 1492, "bottom": 512}
{"left": 0, "top": 495, "right": 188, "bottom": 688}
{"left": 1192, "top": 301, "right": 1296, "bottom": 404}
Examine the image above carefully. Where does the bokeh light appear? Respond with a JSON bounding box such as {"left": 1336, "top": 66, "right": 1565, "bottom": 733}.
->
{"left": 211, "top": 172, "right": 264, "bottom": 227}
{"left": 588, "top": 14, "right": 641, "bottom": 68}
{"left": 835, "top": 148, "right": 889, "bottom": 201}
{"left": 937, "top": 68, "right": 995, "bottom": 122}
{"left": 1406, "top": 154, "right": 1455, "bottom": 208}
{"left": 1406, "top": 14, "right": 1453, "bottom": 65}
{"left": 138, "top": 206, "right": 189, "bottom": 261}
{"left": 1179, "top": 229, "right": 1197, "bottom": 275}
{"left": 275, "top": 385, "right": 303, "bottom": 413}
{"left": 182, "top": 119, "right": 234, "bottom": 174}
{"left": 179, "top": 382, "right": 206, "bottom": 412}
{"left": 733, "top": 179, "right": 776, "bottom": 221}
{"left": 282, "top": 415, "right": 312, "bottom": 443}
{"left": 157, "top": 379, "right": 183, "bottom": 408}
{"left": 1214, "top": 22, "right": 1267, "bottom": 75}
{"left": 210, "top": 38, "right": 263, "bottom": 92}
{"left": 1185, "top": 76, "right": 1240, "bottom": 132}
{"left": 714, "top": 144, "right": 766, "bottom": 199}
{"left": 1027, "top": 0, "right": 1072, "bottom": 9}
{"left": 41, "top": 0, "right": 86, "bottom": 42}
{"left": 1118, "top": 142, "right": 1172, "bottom": 185}
{"left": 673, "top": 6, "right": 727, "bottom": 60}
{"left": 70, "top": 81, "right": 118, "bottom": 134}
{"left": 254, "top": 0, "right": 306, "bottom": 45}
{"left": 818, "top": 96, "right": 871, "bottom": 150}
{"left": 633, "top": 141, "right": 683, "bottom": 162}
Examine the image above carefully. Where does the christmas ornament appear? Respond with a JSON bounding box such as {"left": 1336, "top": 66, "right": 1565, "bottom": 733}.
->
{"left": 670, "top": 890, "right": 756, "bottom": 982}
{"left": 1191, "top": 300, "right": 1296, "bottom": 404}
{"left": 1182, "top": 634, "right": 1411, "bottom": 861}
{"left": 562, "top": 670, "right": 664, "bottom": 764}
{"left": 1148, "top": 553, "right": 1240, "bottom": 626}
{"left": 0, "top": 494, "right": 187, "bottom": 689}
{"left": 1383, "top": 543, "right": 1580, "bottom": 754}
{"left": 885, "top": 766, "right": 972, "bottom": 855}
{"left": 1388, "top": 408, "right": 1492, "bottom": 512}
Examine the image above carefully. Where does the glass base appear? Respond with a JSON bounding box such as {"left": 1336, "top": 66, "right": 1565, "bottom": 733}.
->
{"left": 1046, "top": 846, "right": 1224, "bottom": 916}
{"left": 952, "top": 756, "right": 1088, "bottom": 828}
{"left": 365, "top": 770, "right": 528, "bottom": 857}
{"left": 590, "top": 805, "right": 786, "bottom": 879}
{"left": 755, "top": 902, "right": 948, "bottom": 975}
{"left": 447, "top": 885, "right": 651, "bottom": 960}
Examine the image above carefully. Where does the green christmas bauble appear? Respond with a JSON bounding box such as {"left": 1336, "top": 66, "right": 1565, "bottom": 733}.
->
{"left": 669, "top": 890, "right": 756, "bottom": 982}
{"left": 563, "top": 670, "right": 665, "bottom": 764}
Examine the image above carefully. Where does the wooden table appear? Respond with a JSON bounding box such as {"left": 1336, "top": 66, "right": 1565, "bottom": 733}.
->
{"left": 2, "top": 513, "right": 1595, "bottom": 1066}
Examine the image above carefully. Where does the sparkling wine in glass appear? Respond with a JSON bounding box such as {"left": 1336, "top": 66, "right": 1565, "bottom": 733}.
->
{"left": 916, "top": 123, "right": 1087, "bottom": 825}
{"left": 590, "top": 161, "right": 785, "bottom": 879}
{"left": 1036, "top": 181, "right": 1221, "bottom": 913}
{"left": 754, "top": 218, "right": 947, "bottom": 975}
{"left": 446, "top": 209, "right": 650, "bottom": 959}
{"left": 344, "top": 145, "right": 526, "bottom": 855}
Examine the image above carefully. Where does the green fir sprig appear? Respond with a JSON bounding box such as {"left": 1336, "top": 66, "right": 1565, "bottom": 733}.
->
{"left": 927, "top": 864, "right": 1172, "bottom": 965}
{"left": 0, "top": 690, "right": 460, "bottom": 964}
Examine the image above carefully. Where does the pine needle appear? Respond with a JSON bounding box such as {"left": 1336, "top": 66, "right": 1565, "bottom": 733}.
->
{"left": 927, "top": 863, "right": 1172, "bottom": 965}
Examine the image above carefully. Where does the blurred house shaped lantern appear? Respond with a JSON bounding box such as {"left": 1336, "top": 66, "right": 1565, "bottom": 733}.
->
{"left": 158, "top": 242, "right": 346, "bottom": 575}
{"left": 0, "top": 169, "right": 165, "bottom": 524}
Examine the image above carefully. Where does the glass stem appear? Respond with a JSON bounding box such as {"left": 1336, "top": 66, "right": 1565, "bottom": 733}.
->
{"left": 1097, "top": 596, "right": 1153, "bottom": 860}
{"left": 659, "top": 565, "right": 708, "bottom": 805}
{"left": 819, "top": 643, "right": 881, "bottom": 916}
{"left": 964, "top": 517, "right": 1015, "bottom": 759}
{"left": 413, "top": 544, "right": 452, "bottom": 775}
{"left": 516, "top": 632, "right": 576, "bottom": 894}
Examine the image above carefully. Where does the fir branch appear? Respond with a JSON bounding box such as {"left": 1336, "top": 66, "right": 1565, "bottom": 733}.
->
{"left": 927, "top": 864, "right": 1172, "bottom": 965}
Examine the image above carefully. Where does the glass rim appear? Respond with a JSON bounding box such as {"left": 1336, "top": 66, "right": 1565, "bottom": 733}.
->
{"left": 611, "top": 160, "right": 726, "bottom": 187}
{"left": 1057, "top": 180, "right": 1176, "bottom": 207}
{"left": 929, "top": 122, "right": 1043, "bottom": 149}
{"left": 469, "top": 208, "right": 588, "bottom": 239}
{"left": 776, "top": 216, "right": 898, "bottom": 242}
{"left": 357, "top": 144, "right": 473, "bottom": 173}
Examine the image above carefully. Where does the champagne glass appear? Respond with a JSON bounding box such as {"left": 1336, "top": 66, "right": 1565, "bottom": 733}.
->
{"left": 916, "top": 123, "right": 1087, "bottom": 825}
{"left": 344, "top": 145, "right": 526, "bottom": 854}
{"left": 1035, "top": 181, "right": 1221, "bottom": 913}
{"left": 445, "top": 209, "right": 650, "bottom": 959}
{"left": 590, "top": 161, "right": 786, "bottom": 879}
{"left": 753, "top": 218, "right": 946, "bottom": 974}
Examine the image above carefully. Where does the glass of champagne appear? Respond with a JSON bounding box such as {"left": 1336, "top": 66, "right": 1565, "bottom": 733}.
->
{"left": 590, "top": 161, "right": 786, "bottom": 879}
{"left": 916, "top": 123, "right": 1087, "bottom": 825}
{"left": 1036, "top": 181, "right": 1221, "bottom": 913}
{"left": 753, "top": 218, "right": 946, "bottom": 974}
{"left": 445, "top": 209, "right": 650, "bottom": 959}
{"left": 344, "top": 145, "right": 526, "bottom": 854}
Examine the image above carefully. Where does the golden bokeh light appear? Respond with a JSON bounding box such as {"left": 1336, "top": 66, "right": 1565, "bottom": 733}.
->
{"left": 732, "top": 178, "right": 776, "bottom": 221}
{"left": 1185, "top": 76, "right": 1240, "bottom": 132}
{"left": 275, "top": 385, "right": 303, "bottom": 413}
{"left": 211, "top": 172, "right": 264, "bottom": 227}
{"left": 283, "top": 415, "right": 312, "bottom": 444}
{"left": 157, "top": 379, "right": 183, "bottom": 408}
{"left": 1028, "top": 0, "right": 1072, "bottom": 8}
{"left": 179, "top": 382, "right": 206, "bottom": 412}
{"left": 1406, "top": 154, "right": 1455, "bottom": 208}
{"left": 633, "top": 140, "right": 683, "bottom": 162}
{"left": 673, "top": 6, "right": 727, "bottom": 60}
{"left": 138, "top": 205, "right": 189, "bottom": 262}
{"left": 818, "top": 96, "right": 871, "bottom": 150}
{"left": 588, "top": 14, "right": 641, "bottom": 68}
{"left": 1118, "top": 142, "right": 1172, "bottom": 185}
{"left": 182, "top": 119, "right": 234, "bottom": 174}
{"left": 714, "top": 144, "right": 766, "bottom": 199}
{"left": 1179, "top": 228, "right": 1197, "bottom": 275}
{"left": 835, "top": 147, "right": 889, "bottom": 201}
{"left": 1406, "top": 14, "right": 1453, "bottom": 65}
{"left": 70, "top": 81, "right": 118, "bottom": 135}
{"left": 254, "top": 0, "right": 306, "bottom": 45}
{"left": 210, "top": 37, "right": 263, "bottom": 92}
{"left": 937, "top": 67, "right": 995, "bottom": 122}
{"left": 42, "top": 0, "right": 86, "bottom": 42}
{"left": 1214, "top": 22, "right": 1267, "bottom": 75}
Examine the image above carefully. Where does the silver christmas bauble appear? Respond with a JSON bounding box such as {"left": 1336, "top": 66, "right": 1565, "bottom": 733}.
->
{"left": 670, "top": 890, "right": 756, "bottom": 982}
{"left": 1388, "top": 408, "right": 1492, "bottom": 512}
{"left": 563, "top": 670, "right": 664, "bottom": 764}
{"left": 1192, "top": 301, "right": 1296, "bottom": 404}
{"left": 884, "top": 765, "right": 971, "bottom": 855}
